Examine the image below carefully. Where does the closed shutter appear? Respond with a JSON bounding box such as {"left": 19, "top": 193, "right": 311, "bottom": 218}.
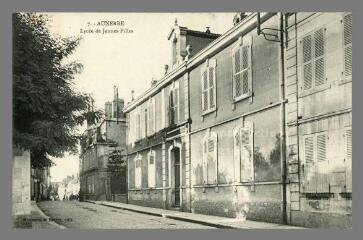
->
{"left": 207, "top": 133, "right": 218, "bottom": 184}
{"left": 302, "top": 35, "right": 313, "bottom": 90}
{"left": 314, "top": 28, "right": 325, "bottom": 86}
{"left": 148, "top": 151, "right": 156, "bottom": 188}
{"left": 345, "top": 128, "right": 352, "bottom": 192}
{"left": 304, "top": 135, "right": 316, "bottom": 193}
{"left": 201, "top": 68, "right": 208, "bottom": 112}
{"left": 344, "top": 14, "right": 352, "bottom": 77}
{"left": 169, "top": 91, "right": 174, "bottom": 125}
{"left": 316, "top": 133, "right": 329, "bottom": 193}
{"left": 240, "top": 128, "right": 253, "bottom": 182}
{"left": 233, "top": 128, "right": 241, "bottom": 182}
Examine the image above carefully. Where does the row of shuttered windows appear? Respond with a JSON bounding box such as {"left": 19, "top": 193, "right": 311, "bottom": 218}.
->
{"left": 203, "top": 13, "right": 352, "bottom": 114}
{"left": 303, "top": 128, "right": 352, "bottom": 194}
{"left": 133, "top": 124, "right": 255, "bottom": 188}
{"left": 302, "top": 13, "right": 352, "bottom": 91}
{"left": 129, "top": 84, "right": 180, "bottom": 143}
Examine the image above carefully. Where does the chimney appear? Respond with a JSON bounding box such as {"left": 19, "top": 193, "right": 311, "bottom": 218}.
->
{"left": 205, "top": 27, "right": 211, "bottom": 33}
{"left": 151, "top": 78, "right": 158, "bottom": 87}
{"left": 105, "top": 101, "right": 112, "bottom": 119}
{"left": 113, "top": 98, "right": 125, "bottom": 118}
{"left": 164, "top": 64, "right": 169, "bottom": 75}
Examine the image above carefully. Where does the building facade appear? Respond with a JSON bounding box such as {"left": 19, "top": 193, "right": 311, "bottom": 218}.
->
{"left": 124, "top": 12, "right": 352, "bottom": 228}
{"left": 80, "top": 95, "right": 127, "bottom": 202}
{"left": 284, "top": 12, "right": 352, "bottom": 228}
{"left": 30, "top": 166, "right": 51, "bottom": 201}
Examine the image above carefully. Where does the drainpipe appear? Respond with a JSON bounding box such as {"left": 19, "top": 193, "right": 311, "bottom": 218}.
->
{"left": 279, "top": 12, "right": 288, "bottom": 224}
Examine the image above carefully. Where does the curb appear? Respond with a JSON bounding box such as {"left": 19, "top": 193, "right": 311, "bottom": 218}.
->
{"left": 33, "top": 202, "right": 67, "bottom": 229}
{"left": 84, "top": 200, "right": 237, "bottom": 229}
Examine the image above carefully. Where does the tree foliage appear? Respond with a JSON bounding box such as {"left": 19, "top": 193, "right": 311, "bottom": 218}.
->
{"left": 13, "top": 13, "right": 102, "bottom": 168}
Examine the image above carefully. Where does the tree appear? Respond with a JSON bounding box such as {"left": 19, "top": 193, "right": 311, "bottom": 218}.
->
{"left": 13, "top": 13, "right": 102, "bottom": 168}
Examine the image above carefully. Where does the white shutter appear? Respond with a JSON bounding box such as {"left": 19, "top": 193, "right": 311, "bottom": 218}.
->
{"left": 316, "top": 133, "right": 329, "bottom": 193}
{"left": 303, "top": 135, "right": 316, "bottom": 193}
{"left": 202, "top": 135, "right": 208, "bottom": 184}
{"left": 233, "top": 127, "right": 241, "bottom": 182}
{"left": 201, "top": 67, "right": 208, "bottom": 112}
{"left": 207, "top": 132, "right": 218, "bottom": 184}
{"left": 302, "top": 35, "right": 313, "bottom": 90}
{"left": 240, "top": 127, "right": 253, "bottom": 182}
{"left": 245, "top": 36, "right": 253, "bottom": 96}
{"left": 343, "top": 14, "right": 352, "bottom": 77}
{"left": 232, "top": 44, "right": 241, "bottom": 99}
{"left": 314, "top": 28, "right": 325, "bottom": 86}
{"left": 345, "top": 128, "right": 352, "bottom": 192}
{"left": 148, "top": 151, "right": 156, "bottom": 188}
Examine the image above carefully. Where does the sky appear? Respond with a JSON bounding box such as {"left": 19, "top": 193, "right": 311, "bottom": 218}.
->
{"left": 46, "top": 12, "right": 237, "bottom": 182}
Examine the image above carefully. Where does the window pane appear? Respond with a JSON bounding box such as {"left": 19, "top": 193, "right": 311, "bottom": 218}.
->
{"left": 234, "top": 48, "right": 241, "bottom": 73}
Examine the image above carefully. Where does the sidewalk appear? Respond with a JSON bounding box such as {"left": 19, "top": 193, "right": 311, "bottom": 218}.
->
{"left": 29, "top": 201, "right": 66, "bottom": 229}
{"left": 85, "top": 200, "right": 305, "bottom": 229}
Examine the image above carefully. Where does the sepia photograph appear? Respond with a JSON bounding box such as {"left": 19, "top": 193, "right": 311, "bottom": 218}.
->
{"left": 11, "top": 11, "right": 352, "bottom": 229}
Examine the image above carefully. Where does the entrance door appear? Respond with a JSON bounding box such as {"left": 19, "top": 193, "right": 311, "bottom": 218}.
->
{"left": 174, "top": 148, "right": 181, "bottom": 207}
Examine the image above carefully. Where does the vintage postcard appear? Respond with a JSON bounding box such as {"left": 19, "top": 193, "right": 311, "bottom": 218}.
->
{"left": 12, "top": 12, "right": 352, "bottom": 229}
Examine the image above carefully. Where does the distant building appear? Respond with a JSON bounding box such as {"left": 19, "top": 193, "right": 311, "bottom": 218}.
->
{"left": 30, "top": 166, "right": 51, "bottom": 201}
{"left": 79, "top": 91, "right": 127, "bottom": 202}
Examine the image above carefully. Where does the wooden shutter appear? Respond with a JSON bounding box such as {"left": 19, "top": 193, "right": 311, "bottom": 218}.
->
{"left": 168, "top": 90, "right": 174, "bottom": 125}
{"left": 316, "top": 133, "right": 329, "bottom": 193}
{"left": 232, "top": 44, "right": 241, "bottom": 99}
{"left": 209, "top": 66, "right": 215, "bottom": 109}
{"left": 207, "top": 133, "right": 218, "bottom": 184}
{"left": 233, "top": 127, "right": 241, "bottom": 182}
{"left": 240, "top": 128, "right": 253, "bottom": 182}
{"left": 344, "top": 14, "right": 352, "bottom": 77}
{"left": 302, "top": 35, "right": 313, "bottom": 90}
{"left": 314, "top": 28, "right": 325, "bottom": 86}
{"left": 174, "top": 86, "right": 179, "bottom": 123}
{"left": 303, "top": 135, "right": 316, "bottom": 193}
{"left": 202, "top": 135, "right": 208, "bottom": 184}
{"left": 148, "top": 151, "right": 156, "bottom": 188}
{"left": 201, "top": 67, "right": 208, "bottom": 112}
{"left": 345, "top": 128, "right": 352, "bottom": 192}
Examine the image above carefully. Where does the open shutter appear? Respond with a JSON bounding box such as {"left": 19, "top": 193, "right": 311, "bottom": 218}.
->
{"left": 303, "top": 135, "right": 316, "bottom": 193}
{"left": 233, "top": 127, "right": 241, "bottom": 182}
{"left": 314, "top": 28, "right": 325, "bottom": 86}
{"left": 168, "top": 91, "right": 174, "bottom": 125}
{"left": 302, "top": 35, "right": 313, "bottom": 90}
{"left": 209, "top": 66, "right": 215, "bottom": 110}
{"left": 345, "top": 128, "right": 352, "bottom": 192}
{"left": 240, "top": 127, "right": 253, "bottom": 182}
{"left": 201, "top": 67, "right": 208, "bottom": 112}
{"left": 245, "top": 36, "right": 253, "bottom": 96}
{"left": 343, "top": 14, "right": 352, "bottom": 77}
{"left": 207, "top": 133, "right": 218, "bottom": 184}
{"left": 316, "top": 133, "right": 329, "bottom": 193}
{"left": 148, "top": 151, "right": 156, "bottom": 188}
{"left": 232, "top": 44, "right": 241, "bottom": 99}
{"left": 202, "top": 136, "right": 208, "bottom": 184}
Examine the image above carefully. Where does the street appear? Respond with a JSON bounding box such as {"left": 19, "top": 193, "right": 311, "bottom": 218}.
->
{"left": 37, "top": 201, "right": 215, "bottom": 229}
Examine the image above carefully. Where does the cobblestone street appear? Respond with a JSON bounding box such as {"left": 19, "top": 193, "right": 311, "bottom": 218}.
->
{"left": 37, "top": 201, "right": 215, "bottom": 229}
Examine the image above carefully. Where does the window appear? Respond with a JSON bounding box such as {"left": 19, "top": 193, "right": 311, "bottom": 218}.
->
{"left": 303, "top": 132, "right": 329, "bottom": 193}
{"left": 345, "top": 127, "right": 352, "bottom": 192}
{"left": 233, "top": 123, "right": 254, "bottom": 183}
{"left": 301, "top": 27, "right": 326, "bottom": 91}
{"left": 135, "top": 154, "right": 142, "bottom": 189}
{"left": 148, "top": 150, "right": 156, "bottom": 188}
{"left": 232, "top": 36, "right": 252, "bottom": 101}
{"left": 343, "top": 13, "right": 352, "bottom": 78}
{"left": 136, "top": 109, "right": 141, "bottom": 140}
{"left": 201, "top": 59, "right": 217, "bottom": 114}
{"left": 169, "top": 82, "right": 179, "bottom": 125}
{"left": 202, "top": 132, "right": 218, "bottom": 184}
{"left": 147, "top": 98, "right": 155, "bottom": 135}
